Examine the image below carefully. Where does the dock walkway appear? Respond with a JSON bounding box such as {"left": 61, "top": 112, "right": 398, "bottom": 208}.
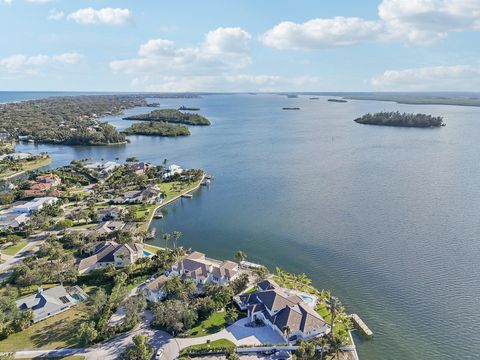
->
{"left": 350, "top": 313, "right": 373, "bottom": 337}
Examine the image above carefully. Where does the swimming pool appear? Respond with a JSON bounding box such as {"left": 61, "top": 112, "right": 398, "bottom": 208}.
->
{"left": 143, "top": 250, "right": 152, "bottom": 257}
{"left": 299, "top": 294, "right": 314, "bottom": 303}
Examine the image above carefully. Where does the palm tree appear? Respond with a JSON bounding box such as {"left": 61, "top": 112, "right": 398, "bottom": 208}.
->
{"left": 298, "top": 273, "right": 312, "bottom": 286}
{"left": 282, "top": 325, "right": 291, "bottom": 343}
{"left": 235, "top": 250, "right": 247, "bottom": 263}
{"left": 328, "top": 334, "right": 343, "bottom": 359}
{"left": 317, "top": 336, "right": 329, "bottom": 360}
{"left": 172, "top": 230, "right": 182, "bottom": 250}
{"left": 326, "top": 296, "right": 342, "bottom": 340}
{"left": 162, "top": 232, "right": 171, "bottom": 250}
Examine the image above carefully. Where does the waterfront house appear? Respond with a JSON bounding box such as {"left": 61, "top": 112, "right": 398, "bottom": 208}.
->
{"left": 15, "top": 285, "right": 88, "bottom": 323}
{"left": 98, "top": 206, "right": 124, "bottom": 221}
{"left": 75, "top": 220, "right": 137, "bottom": 237}
{"left": 85, "top": 161, "right": 121, "bottom": 178}
{"left": 170, "top": 251, "right": 239, "bottom": 288}
{"left": 0, "top": 152, "right": 33, "bottom": 161}
{"left": 130, "top": 161, "right": 153, "bottom": 175}
{"left": 235, "top": 280, "right": 328, "bottom": 343}
{"left": 143, "top": 274, "right": 168, "bottom": 302}
{"left": 35, "top": 174, "right": 62, "bottom": 186}
{"left": 111, "top": 185, "right": 160, "bottom": 205}
{"left": 78, "top": 241, "right": 144, "bottom": 274}
{"left": 162, "top": 164, "right": 183, "bottom": 179}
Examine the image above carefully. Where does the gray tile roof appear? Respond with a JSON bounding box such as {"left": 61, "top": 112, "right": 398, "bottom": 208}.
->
{"left": 15, "top": 285, "right": 75, "bottom": 322}
{"left": 242, "top": 284, "right": 326, "bottom": 337}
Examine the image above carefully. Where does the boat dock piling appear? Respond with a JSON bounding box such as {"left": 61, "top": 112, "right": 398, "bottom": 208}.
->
{"left": 350, "top": 313, "right": 373, "bottom": 338}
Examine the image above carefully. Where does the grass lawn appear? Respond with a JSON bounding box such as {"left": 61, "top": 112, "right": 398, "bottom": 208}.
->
{"left": 160, "top": 179, "right": 202, "bottom": 201}
{"left": 1, "top": 241, "right": 28, "bottom": 255}
{"left": 315, "top": 303, "right": 352, "bottom": 345}
{"left": 0, "top": 305, "right": 89, "bottom": 351}
{"left": 244, "top": 286, "right": 257, "bottom": 294}
{"left": 144, "top": 243, "right": 161, "bottom": 253}
{"left": 180, "top": 338, "right": 235, "bottom": 354}
{"left": 0, "top": 156, "right": 52, "bottom": 179}
{"left": 183, "top": 310, "right": 228, "bottom": 338}
{"left": 71, "top": 222, "right": 98, "bottom": 229}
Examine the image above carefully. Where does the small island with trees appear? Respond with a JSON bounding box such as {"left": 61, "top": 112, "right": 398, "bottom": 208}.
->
{"left": 124, "top": 109, "right": 210, "bottom": 126}
{"left": 123, "top": 121, "right": 190, "bottom": 137}
{"left": 354, "top": 111, "right": 445, "bottom": 128}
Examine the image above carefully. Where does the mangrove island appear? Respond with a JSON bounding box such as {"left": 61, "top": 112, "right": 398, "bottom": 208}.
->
{"left": 124, "top": 109, "right": 210, "bottom": 126}
{"left": 354, "top": 111, "right": 445, "bottom": 128}
{"left": 123, "top": 121, "right": 190, "bottom": 137}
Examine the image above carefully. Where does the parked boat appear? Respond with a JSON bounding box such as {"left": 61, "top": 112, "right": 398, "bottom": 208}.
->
{"left": 181, "top": 193, "right": 193, "bottom": 198}
{"left": 282, "top": 107, "right": 300, "bottom": 110}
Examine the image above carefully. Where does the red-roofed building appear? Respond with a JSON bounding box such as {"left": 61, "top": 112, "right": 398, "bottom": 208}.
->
{"left": 30, "top": 182, "right": 52, "bottom": 191}
{"left": 35, "top": 174, "right": 61, "bottom": 186}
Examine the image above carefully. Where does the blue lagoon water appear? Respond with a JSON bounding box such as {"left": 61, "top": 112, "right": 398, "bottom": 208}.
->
{"left": 10, "top": 92, "right": 480, "bottom": 360}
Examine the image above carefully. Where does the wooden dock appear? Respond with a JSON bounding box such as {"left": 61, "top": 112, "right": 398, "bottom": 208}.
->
{"left": 350, "top": 313, "right": 373, "bottom": 338}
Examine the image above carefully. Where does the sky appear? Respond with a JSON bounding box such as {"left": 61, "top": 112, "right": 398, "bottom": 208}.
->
{"left": 0, "top": 0, "right": 479, "bottom": 92}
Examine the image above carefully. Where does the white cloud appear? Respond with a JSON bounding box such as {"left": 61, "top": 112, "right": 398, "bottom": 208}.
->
{"left": 138, "top": 39, "right": 176, "bottom": 57}
{"left": 2, "top": 0, "right": 13, "bottom": 5}
{"left": 379, "top": 0, "right": 480, "bottom": 44}
{"left": 204, "top": 27, "right": 252, "bottom": 54}
{"left": 261, "top": 17, "right": 383, "bottom": 49}
{"left": 110, "top": 27, "right": 252, "bottom": 76}
{"left": 261, "top": 0, "right": 480, "bottom": 49}
{"left": 0, "top": 52, "right": 80, "bottom": 78}
{"left": 129, "top": 74, "right": 322, "bottom": 92}
{"left": 67, "top": 8, "right": 132, "bottom": 26}
{"left": 48, "top": 8, "right": 64, "bottom": 21}
{"left": 111, "top": 27, "right": 318, "bottom": 91}
{"left": 371, "top": 64, "right": 480, "bottom": 90}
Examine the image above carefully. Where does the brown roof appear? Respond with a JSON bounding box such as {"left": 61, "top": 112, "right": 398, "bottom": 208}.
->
{"left": 145, "top": 275, "right": 168, "bottom": 292}
{"left": 78, "top": 241, "right": 142, "bottom": 271}
{"left": 30, "top": 182, "right": 52, "bottom": 191}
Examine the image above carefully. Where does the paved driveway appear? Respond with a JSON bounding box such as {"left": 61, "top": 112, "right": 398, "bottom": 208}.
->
{"left": 176, "top": 318, "right": 284, "bottom": 350}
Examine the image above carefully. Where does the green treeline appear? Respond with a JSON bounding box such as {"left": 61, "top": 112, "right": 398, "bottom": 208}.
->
{"left": 124, "top": 109, "right": 211, "bottom": 126}
{"left": 354, "top": 111, "right": 445, "bottom": 128}
{"left": 123, "top": 121, "right": 190, "bottom": 137}
{"left": 0, "top": 95, "right": 148, "bottom": 145}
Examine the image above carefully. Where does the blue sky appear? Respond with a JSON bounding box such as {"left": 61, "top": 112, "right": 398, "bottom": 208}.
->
{"left": 0, "top": 0, "right": 479, "bottom": 91}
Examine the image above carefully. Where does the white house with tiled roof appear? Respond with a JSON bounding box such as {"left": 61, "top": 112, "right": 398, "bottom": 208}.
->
{"left": 170, "top": 251, "right": 239, "bottom": 287}
{"left": 235, "top": 280, "right": 329, "bottom": 343}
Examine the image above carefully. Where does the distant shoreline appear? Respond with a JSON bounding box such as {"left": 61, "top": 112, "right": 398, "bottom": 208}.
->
{"left": 344, "top": 95, "right": 480, "bottom": 107}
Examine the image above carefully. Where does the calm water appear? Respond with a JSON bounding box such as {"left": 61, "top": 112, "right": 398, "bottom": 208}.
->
{"left": 12, "top": 93, "right": 480, "bottom": 360}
